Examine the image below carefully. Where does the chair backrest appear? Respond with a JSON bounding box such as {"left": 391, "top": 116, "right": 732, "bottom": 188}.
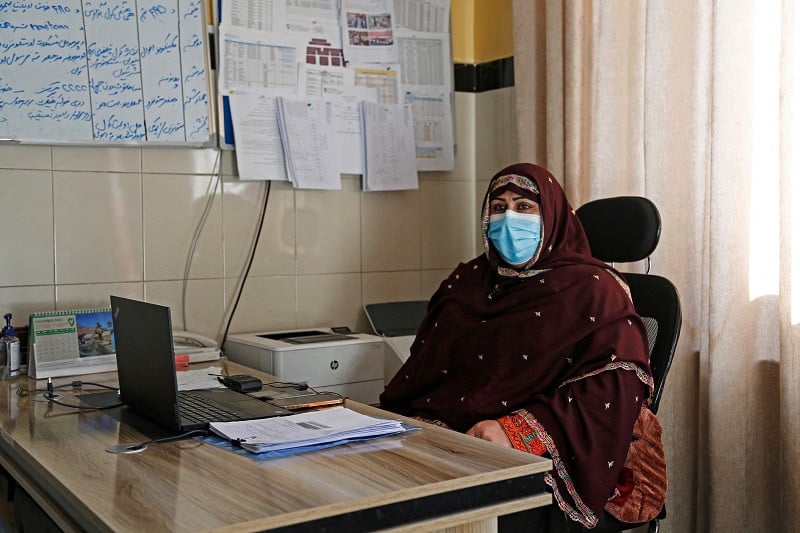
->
{"left": 364, "top": 300, "right": 429, "bottom": 337}
{"left": 575, "top": 196, "right": 681, "bottom": 413}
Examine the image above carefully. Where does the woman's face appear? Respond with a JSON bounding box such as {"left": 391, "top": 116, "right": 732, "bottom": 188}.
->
{"left": 489, "top": 190, "right": 541, "bottom": 217}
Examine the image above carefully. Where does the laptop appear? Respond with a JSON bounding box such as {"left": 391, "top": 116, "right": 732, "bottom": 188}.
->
{"left": 110, "top": 295, "right": 290, "bottom": 432}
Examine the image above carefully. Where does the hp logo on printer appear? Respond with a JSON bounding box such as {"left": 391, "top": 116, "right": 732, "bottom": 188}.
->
{"left": 330, "top": 360, "right": 339, "bottom": 370}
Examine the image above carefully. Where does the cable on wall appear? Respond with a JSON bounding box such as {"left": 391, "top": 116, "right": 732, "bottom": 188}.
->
{"left": 180, "top": 150, "right": 222, "bottom": 332}
{"left": 217, "top": 179, "right": 272, "bottom": 347}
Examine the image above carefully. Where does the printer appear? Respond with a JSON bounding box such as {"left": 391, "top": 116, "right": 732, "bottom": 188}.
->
{"left": 223, "top": 328, "right": 384, "bottom": 405}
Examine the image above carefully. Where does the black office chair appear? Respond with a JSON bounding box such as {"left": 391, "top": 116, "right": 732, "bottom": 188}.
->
{"left": 575, "top": 196, "right": 682, "bottom": 533}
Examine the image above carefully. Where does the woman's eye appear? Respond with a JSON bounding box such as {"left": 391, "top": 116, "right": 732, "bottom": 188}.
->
{"left": 491, "top": 204, "right": 505, "bottom": 212}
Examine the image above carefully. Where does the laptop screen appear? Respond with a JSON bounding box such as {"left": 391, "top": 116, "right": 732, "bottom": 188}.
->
{"left": 111, "top": 295, "right": 182, "bottom": 431}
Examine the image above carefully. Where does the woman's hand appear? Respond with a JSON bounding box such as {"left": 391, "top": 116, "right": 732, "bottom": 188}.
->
{"left": 466, "top": 420, "right": 512, "bottom": 447}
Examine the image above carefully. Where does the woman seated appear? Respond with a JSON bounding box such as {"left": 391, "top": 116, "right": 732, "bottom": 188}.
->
{"left": 380, "top": 163, "right": 660, "bottom": 530}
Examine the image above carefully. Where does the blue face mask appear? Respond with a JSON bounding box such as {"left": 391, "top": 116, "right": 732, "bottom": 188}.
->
{"left": 488, "top": 211, "right": 542, "bottom": 266}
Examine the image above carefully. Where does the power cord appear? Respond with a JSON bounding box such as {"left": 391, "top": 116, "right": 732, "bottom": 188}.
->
{"left": 218, "top": 179, "right": 271, "bottom": 347}
{"left": 107, "top": 429, "right": 210, "bottom": 454}
{"left": 265, "top": 381, "right": 310, "bottom": 391}
{"left": 18, "top": 378, "right": 122, "bottom": 410}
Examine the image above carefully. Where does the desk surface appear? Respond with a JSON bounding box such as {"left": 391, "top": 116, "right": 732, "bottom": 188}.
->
{"left": 0, "top": 360, "right": 551, "bottom": 533}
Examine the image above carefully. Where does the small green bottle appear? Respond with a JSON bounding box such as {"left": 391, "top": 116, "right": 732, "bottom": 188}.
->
{"left": 1, "top": 313, "right": 20, "bottom": 379}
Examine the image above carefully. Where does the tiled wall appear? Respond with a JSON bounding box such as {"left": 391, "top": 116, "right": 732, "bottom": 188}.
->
{"left": 0, "top": 89, "right": 518, "bottom": 342}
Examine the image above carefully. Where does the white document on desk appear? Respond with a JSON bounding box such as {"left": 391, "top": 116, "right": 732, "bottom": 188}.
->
{"left": 176, "top": 366, "right": 225, "bottom": 390}
{"left": 209, "top": 406, "right": 407, "bottom": 453}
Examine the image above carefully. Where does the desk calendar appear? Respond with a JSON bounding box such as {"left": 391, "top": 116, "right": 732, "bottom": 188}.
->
{"left": 27, "top": 308, "right": 117, "bottom": 379}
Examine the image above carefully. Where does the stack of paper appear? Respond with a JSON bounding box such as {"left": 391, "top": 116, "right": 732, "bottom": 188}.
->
{"left": 360, "top": 100, "right": 418, "bottom": 191}
{"left": 209, "top": 406, "right": 410, "bottom": 454}
{"left": 275, "top": 96, "right": 341, "bottom": 189}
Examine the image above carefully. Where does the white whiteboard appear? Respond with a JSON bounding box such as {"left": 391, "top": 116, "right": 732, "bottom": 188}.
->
{"left": 0, "top": 0, "right": 214, "bottom": 145}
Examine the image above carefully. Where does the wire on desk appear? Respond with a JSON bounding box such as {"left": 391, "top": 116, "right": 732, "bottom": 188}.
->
{"left": 17, "top": 379, "right": 122, "bottom": 411}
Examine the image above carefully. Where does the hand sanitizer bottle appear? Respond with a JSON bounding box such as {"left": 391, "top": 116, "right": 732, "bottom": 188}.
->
{"left": 1, "top": 313, "right": 20, "bottom": 379}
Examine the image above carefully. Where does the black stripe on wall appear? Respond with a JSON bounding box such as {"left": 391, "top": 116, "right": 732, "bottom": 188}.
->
{"left": 454, "top": 56, "right": 515, "bottom": 92}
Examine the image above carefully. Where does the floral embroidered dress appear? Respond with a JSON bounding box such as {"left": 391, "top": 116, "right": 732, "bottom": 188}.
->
{"left": 380, "top": 163, "right": 653, "bottom": 528}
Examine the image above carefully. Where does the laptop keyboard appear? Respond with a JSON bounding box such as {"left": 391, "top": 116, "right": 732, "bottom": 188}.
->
{"left": 179, "top": 391, "right": 241, "bottom": 424}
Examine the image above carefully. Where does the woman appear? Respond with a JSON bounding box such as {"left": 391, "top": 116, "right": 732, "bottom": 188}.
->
{"left": 380, "top": 163, "right": 656, "bottom": 530}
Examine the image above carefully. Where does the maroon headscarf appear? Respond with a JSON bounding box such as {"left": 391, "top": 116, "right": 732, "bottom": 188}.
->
{"left": 380, "top": 163, "right": 653, "bottom": 527}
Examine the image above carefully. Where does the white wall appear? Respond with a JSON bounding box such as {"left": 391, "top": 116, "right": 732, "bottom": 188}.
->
{"left": 0, "top": 88, "right": 518, "bottom": 343}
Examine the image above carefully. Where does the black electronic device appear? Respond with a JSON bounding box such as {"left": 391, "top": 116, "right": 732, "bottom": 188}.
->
{"left": 218, "top": 375, "right": 263, "bottom": 393}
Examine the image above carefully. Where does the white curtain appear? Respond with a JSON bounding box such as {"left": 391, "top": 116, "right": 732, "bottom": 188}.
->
{"left": 512, "top": 1, "right": 800, "bottom": 531}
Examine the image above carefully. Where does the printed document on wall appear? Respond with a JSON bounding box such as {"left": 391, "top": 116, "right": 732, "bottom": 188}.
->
{"left": 325, "top": 85, "right": 379, "bottom": 174}
{"left": 396, "top": 30, "right": 452, "bottom": 91}
{"left": 404, "top": 89, "right": 454, "bottom": 171}
{"left": 228, "top": 88, "right": 292, "bottom": 181}
{"left": 341, "top": 0, "right": 399, "bottom": 64}
{"left": 360, "top": 101, "right": 418, "bottom": 191}
{"left": 276, "top": 97, "right": 341, "bottom": 189}
{"left": 352, "top": 64, "right": 402, "bottom": 103}
{"left": 218, "top": 26, "right": 299, "bottom": 93}
{"left": 393, "top": 0, "right": 451, "bottom": 32}
{"left": 298, "top": 64, "right": 356, "bottom": 97}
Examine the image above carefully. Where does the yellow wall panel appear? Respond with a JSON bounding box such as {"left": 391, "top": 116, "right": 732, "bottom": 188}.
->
{"left": 451, "top": 0, "right": 514, "bottom": 64}
{"left": 451, "top": 0, "right": 475, "bottom": 64}
{"left": 473, "top": 0, "right": 514, "bottom": 62}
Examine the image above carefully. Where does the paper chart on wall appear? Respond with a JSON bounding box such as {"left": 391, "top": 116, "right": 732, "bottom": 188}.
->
{"left": 403, "top": 89, "right": 454, "bottom": 171}
{"left": 218, "top": 26, "right": 299, "bottom": 93}
{"left": 360, "top": 101, "right": 418, "bottom": 191}
{"left": 228, "top": 88, "right": 292, "bottom": 181}
{"left": 393, "top": 0, "right": 451, "bottom": 33}
{"left": 325, "top": 85, "right": 379, "bottom": 175}
{"left": 276, "top": 96, "right": 341, "bottom": 189}
{"left": 396, "top": 30, "right": 452, "bottom": 91}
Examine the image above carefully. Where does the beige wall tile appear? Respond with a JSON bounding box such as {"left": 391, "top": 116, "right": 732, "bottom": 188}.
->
{"left": 0, "top": 286, "right": 55, "bottom": 324}
{"left": 53, "top": 146, "right": 140, "bottom": 173}
{"left": 361, "top": 189, "right": 421, "bottom": 271}
{"left": 297, "top": 273, "right": 361, "bottom": 331}
{"left": 56, "top": 282, "right": 143, "bottom": 310}
{"left": 145, "top": 279, "right": 225, "bottom": 341}
{"left": 53, "top": 171, "right": 143, "bottom": 284}
{"left": 474, "top": 88, "right": 520, "bottom": 179}
{"left": 141, "top": 147, "right": 223, "bottom": 175}
{"left": 0, "top": 170, "right": 54, "bottom": 286}
{"left": 296, "top": 177, "right": 361, "bottom": 275}
{"left": 0, "top": 65, "right": 500, "bottom": 355}
{"left": 361, "top": 271, "right": 424, "bottom": 305}
{"left": 223, "top": 178, "right": 296, "bottom": 278}
{"left": 0, "top": 145, "right": 51, "bottom": 170}
{"left": 224, "top": 275, "right": 297, "bottom": 334}
{"left": 143, "top": 173, "right": 224, "bottom": 280}
{"left": 475, "top": 179, "right": 491, "bottom": 250}
{"left": 420, "top": 179, "right": 479, "bottom": 270}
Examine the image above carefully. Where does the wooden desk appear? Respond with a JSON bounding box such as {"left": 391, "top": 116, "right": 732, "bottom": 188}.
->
{"left": 0, "top": 361, "right": 551, "bottom": 532}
